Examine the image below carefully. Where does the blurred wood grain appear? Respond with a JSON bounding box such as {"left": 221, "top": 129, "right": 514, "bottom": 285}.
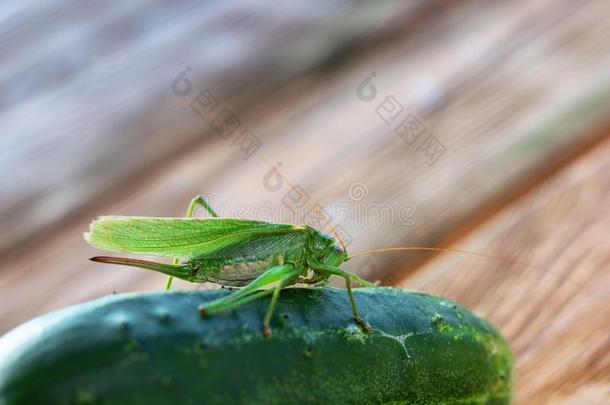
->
{"left": 0, "top": 0, "right": 427, "bottom": 257}
{"left": 402, "top": 137, "right": 610, "bottom": 403}
{"left": 1, "top": 0, "right": 609, "bottom": 404}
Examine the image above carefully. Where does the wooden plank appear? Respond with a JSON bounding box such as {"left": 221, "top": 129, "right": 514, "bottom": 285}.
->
{"left": 0, "top": 0, "right": 430, "bottom": 256}
{"left": 400, "top": 137, "right": 610, "bottom": 404}
{"left": 2, "top": 0, "right": 610, "bottom": 336}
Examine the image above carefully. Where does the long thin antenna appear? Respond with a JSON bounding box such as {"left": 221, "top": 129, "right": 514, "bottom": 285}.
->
{"left": 348, "top": 245, "right": 586, "bottom": 289}
{"left": 257, "top": 154, "right": 347, "bottom": 251}
{"left": 349, "top": 246, "right": 548, "bottom": 275}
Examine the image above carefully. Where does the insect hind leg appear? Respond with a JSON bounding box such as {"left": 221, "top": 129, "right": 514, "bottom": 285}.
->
{"left": 262, "top": 273, "right": 297, "bottom": 337}
{"left": 188, "top": 195, "right": 219, "bottom": 218}
{"left": 165, "top": 195, "right": 219, "bottom": 290}
{"left": 199, "top": 264, "right": 301, "bottom": 336}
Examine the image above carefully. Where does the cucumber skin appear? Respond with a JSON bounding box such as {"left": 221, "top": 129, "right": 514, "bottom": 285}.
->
{"left": 0, "top": 288, "right": 512, "bottom": 405}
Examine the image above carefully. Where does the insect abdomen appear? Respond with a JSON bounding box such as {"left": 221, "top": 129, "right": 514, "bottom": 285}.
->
{"left": 200, "top": 253, "right": 297, "bottom": 286}
{"left": 191, "top": 228, "right": 313, "bottom": 286}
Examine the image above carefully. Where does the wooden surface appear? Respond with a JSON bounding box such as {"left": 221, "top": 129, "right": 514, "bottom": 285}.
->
{"left": 1, "top": 1, "right": 609, "bottom": 403}
{"left": 402, "top": 137, "right": 610, "bottom": 404}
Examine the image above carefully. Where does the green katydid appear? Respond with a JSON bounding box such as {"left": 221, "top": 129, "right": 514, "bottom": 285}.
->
{"left": 85, "top": 196, "right": 549, "bottom": 337}
{"left": 85, "top": 196, "right": 376, "bottom": 337}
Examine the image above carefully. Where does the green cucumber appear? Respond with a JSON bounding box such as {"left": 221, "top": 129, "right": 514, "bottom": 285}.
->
{"left": 0, "top": 287, "right": 512, "bottom": 404}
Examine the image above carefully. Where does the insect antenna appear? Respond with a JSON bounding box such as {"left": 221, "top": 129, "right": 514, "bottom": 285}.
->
{"left": 347, "top": 246, "right": 582, "bottom": 287}
{"left": 257, "top": 155, "right": 347, "bottom": 251}
{"left": 349, "top": 246, "right": 535, "bottom": 267}
{"left": 323, "top": 217, "right": 347, "bottom": 252}
{"left": 300, "top": 202, "right": 346, "bottom": 252}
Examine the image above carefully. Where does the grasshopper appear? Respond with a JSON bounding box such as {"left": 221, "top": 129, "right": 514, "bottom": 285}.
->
{"left": 85, "top": 196, "right": 376, "bottom": 337}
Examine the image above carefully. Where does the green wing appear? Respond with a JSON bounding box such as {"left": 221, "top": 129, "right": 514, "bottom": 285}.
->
{"left": 84, "top": 216, "right": 307, "bottom": 259}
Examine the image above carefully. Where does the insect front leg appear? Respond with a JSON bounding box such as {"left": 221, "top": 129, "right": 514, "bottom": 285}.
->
{"left": 165, "top": 195, "right": 219, "bottom": 290}
{"left": 310, "top": 264, "right": 374, "bottom": 332}
{"left": 199, "top": 264, "right": 301, "bottom": 337}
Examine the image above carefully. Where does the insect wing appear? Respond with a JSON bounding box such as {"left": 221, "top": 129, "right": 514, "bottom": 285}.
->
{"left": 84, "top": 216, "right": 306, "bottom": 259}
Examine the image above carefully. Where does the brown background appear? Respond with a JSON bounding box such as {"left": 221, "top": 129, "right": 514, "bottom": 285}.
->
{"left": 0, "top": 1, "right": 608, "bottom": 403}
